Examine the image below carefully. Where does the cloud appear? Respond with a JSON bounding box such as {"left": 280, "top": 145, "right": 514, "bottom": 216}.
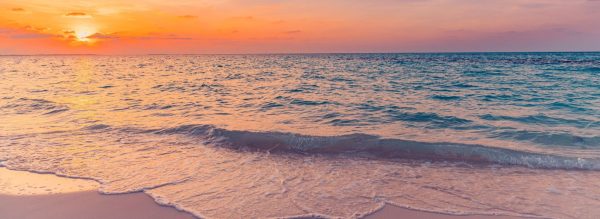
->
{"left": 11, "top": 8, "right": 25, "bottom": 12}
{"left": 10, "top": 32, "right": 56, "bottom": 39}
{"left": 0, "top": 27, "right": 57, "bottom": 39}
{"left": 77, "top": 32, "right": 193, "bottom": 41}
{"left": 87, "top": 33, "right": 120, "bottom": 39}
{"left": 65, "top": 12, "right": 86, "bottom": 16}
{"left": 64, "top": 12, "right": 92, "bottom": 18}
{"left": 0, "top": 28, "right": 14, "bottom": 34}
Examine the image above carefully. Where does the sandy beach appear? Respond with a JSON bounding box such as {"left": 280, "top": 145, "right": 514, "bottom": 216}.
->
{"left": 0, "top": 193, "right": 530, "bottom": 219}
{"left": 366, "top": 205, "right": 528, "bottom": 219}
{"left": 0, "top": 192, "right": 527, "bottom": 219}
{"left": 0, "top": 191, "right": 196, "bottom": 219}
{"left": 0, "top": 167, "right": 192, "bottom": 219}
{"left": 0, "top": 168, "right": 529, "bottom": 219}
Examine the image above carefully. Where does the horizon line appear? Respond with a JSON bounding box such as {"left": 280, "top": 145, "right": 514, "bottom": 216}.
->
{"left": 1, "top": 51, "right": 600, "bottom": 56}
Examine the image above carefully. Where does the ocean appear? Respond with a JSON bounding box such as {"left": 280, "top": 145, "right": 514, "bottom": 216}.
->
{"left": 1, "top": 53, "right": 599, "bottom": 218}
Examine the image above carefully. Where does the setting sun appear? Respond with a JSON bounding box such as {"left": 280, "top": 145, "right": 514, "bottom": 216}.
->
{"left": 73, "top": 26, "right": 96, "bottom": 42}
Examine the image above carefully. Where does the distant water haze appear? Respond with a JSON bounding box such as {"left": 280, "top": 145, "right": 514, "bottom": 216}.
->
{"left": 1, "top": 53, "right": 600, "bottom": 218}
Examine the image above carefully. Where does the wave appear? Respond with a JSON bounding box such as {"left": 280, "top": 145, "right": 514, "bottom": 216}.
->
{"left": 430, "top": 95, "right": 462, "bottom": 101}
{"left": 137, "top": 124, "right": 600, "bottom": 170}
{"left": 0, "top": 97, "right": 69, "bottom": 115}
{"left": 480, "top": 114, "right": 599, "bottom": 129}
{"left": 490, "top": 130, "right": 600, "bottom": 148}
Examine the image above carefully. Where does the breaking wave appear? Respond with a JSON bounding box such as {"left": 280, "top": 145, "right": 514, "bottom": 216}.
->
{"left": 139, "top": 124, "right": 600, "bottom": 170}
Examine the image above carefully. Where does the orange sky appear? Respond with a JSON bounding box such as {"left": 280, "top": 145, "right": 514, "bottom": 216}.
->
{"left": 1, "top": 0, "right": 599, "bottom": 54}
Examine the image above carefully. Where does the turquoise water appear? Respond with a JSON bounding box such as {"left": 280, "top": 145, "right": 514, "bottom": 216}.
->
{"left": 1, "top": 53, "right": 600, "bottom": 218}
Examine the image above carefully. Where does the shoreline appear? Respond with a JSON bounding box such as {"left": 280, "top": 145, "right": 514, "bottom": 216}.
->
{"left": 365, "top": 205, "right": 530, "bottom": 219}
{"left": 0, "top": 167, "right": 529, "bottom": 219}
{"left": 0, "top": 191, "right": 530, "bottom": 219}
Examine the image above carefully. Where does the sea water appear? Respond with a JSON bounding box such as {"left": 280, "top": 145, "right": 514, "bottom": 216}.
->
{"left": 1, "top": 53, "right": 599, "bottom": 218}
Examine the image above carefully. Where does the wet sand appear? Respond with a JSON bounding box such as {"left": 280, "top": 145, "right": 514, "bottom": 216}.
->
{"left": 0, "top": 191, "right": 196, "bottom": 219}
{"left": 0, "top": 167, "right": 197, "bottom": 219}
{"left": 365, "top": 205, "right": 528, "bottom": 219}
{"left": 0, "top": 191, "right": 529, "bottom": 219}
{"left": 0, "top": 167, "right": 527, "bottom": 219}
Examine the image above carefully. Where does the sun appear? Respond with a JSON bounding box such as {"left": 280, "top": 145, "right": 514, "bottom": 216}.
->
{"left": 72, "top": 25, "right": 97, "bottom": 42}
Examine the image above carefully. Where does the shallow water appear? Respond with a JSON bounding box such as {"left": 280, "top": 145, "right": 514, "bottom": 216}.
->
{"left": 0, "top": 168, "right": 98, "bottom": 195}
{"left": 1, "top": 53, "right": 599, "bottom": 218}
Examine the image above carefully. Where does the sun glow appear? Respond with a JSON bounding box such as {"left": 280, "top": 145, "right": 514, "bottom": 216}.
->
{"left": 73, "top": 25, "right": 97, "bottom": 42}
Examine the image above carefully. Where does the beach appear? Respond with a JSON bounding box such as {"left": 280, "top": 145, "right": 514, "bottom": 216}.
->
{"left": 0, "top": 193, "right": 527, "bottom": 219}
{"left": 0, "top": 167, "right": 188, "bottom": 219}
{"left": 0, "top": 191, "right": 196, "bottom": 219}
{"left": 1, "top": 167, "right": 529, "bottom": 219}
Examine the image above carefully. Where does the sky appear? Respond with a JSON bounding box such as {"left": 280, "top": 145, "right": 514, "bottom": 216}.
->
{"left": 1, "top": 0, "right": 599, "bottom": 54}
